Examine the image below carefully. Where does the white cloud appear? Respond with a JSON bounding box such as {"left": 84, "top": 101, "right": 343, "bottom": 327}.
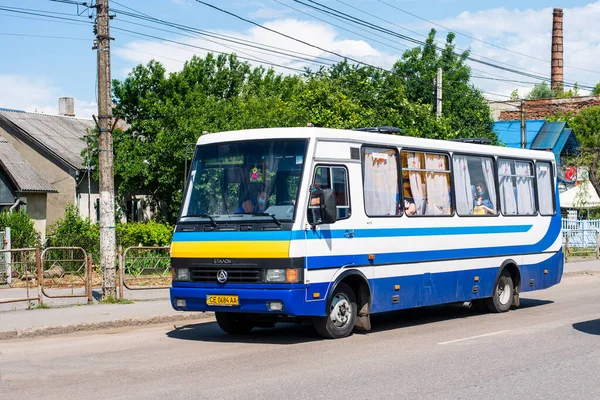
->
{"left": 113, "top": 18, "right": 399, "bottom": 75}
{"left": 249, "top": 7, "right": 290, "bottom": 19}
{"left": 430, "top": 2, "right": 600, "bottom": 98}
{"left": 0, "top": 74, "right": 97, "bottom": 119}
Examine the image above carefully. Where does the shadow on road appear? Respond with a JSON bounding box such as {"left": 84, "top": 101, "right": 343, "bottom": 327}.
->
{"left": 572, "top": 319, "right": 600, "bottom": 335}
{"left": 166, "top": 298, "right": 554, "bottom": 344}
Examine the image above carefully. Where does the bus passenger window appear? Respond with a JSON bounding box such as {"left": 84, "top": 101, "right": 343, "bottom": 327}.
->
{"left": 498, "top": 159, "right": 536, "bottom": 215}
{"left": 453, "top": 155, "right": 497, "bottom": 216}
{"left": 362, "top": 147, "right": 400, "bottom": 217}
{"left": 402, "top": 151, "right": 452, "bottom": 216}
{"left": 536, "top": 162, "right": 555, "bottom": 215}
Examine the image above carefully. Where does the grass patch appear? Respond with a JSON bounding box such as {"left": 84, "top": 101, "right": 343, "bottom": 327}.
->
{"left": 99, "top": 296, "right": 134, "bottom": 305}
{"left": 32, "top": 303, "right": 52, "bottom": 310}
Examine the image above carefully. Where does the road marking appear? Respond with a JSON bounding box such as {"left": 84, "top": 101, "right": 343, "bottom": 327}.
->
{"left": 438, "top": 330, "right": 509, "bottom": 345}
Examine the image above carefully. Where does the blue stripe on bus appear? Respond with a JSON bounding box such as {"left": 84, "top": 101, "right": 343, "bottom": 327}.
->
{"left": 172, "top": 224, "right": 534, "bottom": 242}
{"left": 305, "top": 215, "right": 561, "bottom": 269}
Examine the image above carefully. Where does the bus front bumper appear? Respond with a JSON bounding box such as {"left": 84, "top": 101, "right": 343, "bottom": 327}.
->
{"left": 170, "top": 286, "right": 325, "bottom": 316}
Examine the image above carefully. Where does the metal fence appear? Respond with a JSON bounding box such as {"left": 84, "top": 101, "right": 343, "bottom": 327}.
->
{"left": 41, "top": 247, "right": 92, "bottom": 301}
{"left": 0, "top": 248, "right": 42, "bottom": 306}
{"left": 119, "top": 246, "right": 171, "bottom": 298}
{"left": 562, "top": 218, "right": 600, "bottom": 259}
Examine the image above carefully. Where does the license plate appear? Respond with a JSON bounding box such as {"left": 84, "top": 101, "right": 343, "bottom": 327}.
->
{"left": 206, "top": 295, "right": 239, "bottom": 306}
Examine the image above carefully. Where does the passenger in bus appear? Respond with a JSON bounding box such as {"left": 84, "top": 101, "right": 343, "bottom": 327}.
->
{"left": 235, "top": 188, "right": 268, "bottom": 213}
{"left": 402, "top": 181, "right": 417, "bottom": 216}
{"left": 472, "top": 182, "right": 494, "bottom": 209}
{"left": 473, "top": 196, "right": 494, "bottom": 214}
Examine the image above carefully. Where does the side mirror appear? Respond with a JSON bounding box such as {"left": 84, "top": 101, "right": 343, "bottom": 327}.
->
{"left": 308, "top": 187, "right": 337, "bottom": 225}
{"left": 319, "top": 188, "right": 337, "bottom": 224}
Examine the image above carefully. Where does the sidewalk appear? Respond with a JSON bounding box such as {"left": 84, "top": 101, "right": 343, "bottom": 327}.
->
{"left": 1, "top": 259, "right": 599, "bottom": 340}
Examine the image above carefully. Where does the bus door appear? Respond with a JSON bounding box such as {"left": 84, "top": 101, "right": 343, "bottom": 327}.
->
{"left": 305, "top": 164, "right": 355, "bottom": 301}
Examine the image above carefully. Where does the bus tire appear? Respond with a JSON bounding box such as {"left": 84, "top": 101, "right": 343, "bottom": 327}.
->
{"left": 215, "top": 312, "right": 254, "bottom": 334}
{"left": 485, "top": 270, "right": 514, "bottom": 313}
{"left": 313, "top": 282, "right": 357, "bottom": 339}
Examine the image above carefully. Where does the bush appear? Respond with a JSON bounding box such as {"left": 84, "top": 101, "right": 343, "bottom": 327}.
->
{"left": 0, "top": 210, "right": 41, "bottom": 248}
{"left": 46, "top": 204, "right": 99, "bottom": 261}
{"left": 116, "top": 221, "right": 173, "bottom": 248}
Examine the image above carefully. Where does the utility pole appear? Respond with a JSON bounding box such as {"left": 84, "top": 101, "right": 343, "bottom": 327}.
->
{"left": 434, "top": 67, "right": 442, "bottom": 120}
{"left": 94, "top": 0, "right": 117, "bottom": 299}
{"left": 520, "top": 99, "right": 526, "bottom": 149}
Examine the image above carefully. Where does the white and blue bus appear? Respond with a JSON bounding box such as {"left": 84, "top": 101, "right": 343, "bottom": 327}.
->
{"left": 170, "top": 127, "right": 563, "bottom": 339}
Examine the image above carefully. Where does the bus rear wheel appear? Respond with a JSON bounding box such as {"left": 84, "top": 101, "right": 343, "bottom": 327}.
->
{"left": 215, "top": 312, "right": 254, "bottom": 334}
{"left": 314, "top": 282, "right": 357, "bottom": 339}
{"left": 485, "top": 270, "right": 514, "bottom": 313}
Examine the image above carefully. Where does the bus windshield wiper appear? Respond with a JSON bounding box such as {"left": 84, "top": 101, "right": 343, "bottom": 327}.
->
{"left": 233, "top": 212, "right": 281, "bottom": 226}
{"left": 182, "top": 214, "right": 218, "bottom": 228}
{"left": 253, "top": 212, "right": 281, "bottom": 226}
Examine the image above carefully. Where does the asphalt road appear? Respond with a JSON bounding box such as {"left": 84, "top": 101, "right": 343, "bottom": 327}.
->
{"left": 1, "top": 272, "right": 600, "bottom": 400}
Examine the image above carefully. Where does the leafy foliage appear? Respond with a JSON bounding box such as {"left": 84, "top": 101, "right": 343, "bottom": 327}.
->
{"left": 0, "top": 210, "right": 41, "bottom": 249}
{"left": 89, "top": 31, "right": 496, "bottom": 223}
{"left": 592, "top": 83, "right": 600, "bottom": 96}
{"left": 527, "top": 82, "right": 555, "bottom": 99}
{"left": 116, "top": 221, "right": 173, "bottom": 248}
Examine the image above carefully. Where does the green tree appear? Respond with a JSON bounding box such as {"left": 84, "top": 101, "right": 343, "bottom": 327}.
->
{"left": 0, "top": 210, "right": 40, "bottom": 248}
{"left": 393, "top": 30, "right": 495, "bottom": 139}
{"left": 510, "top": 89, "right": 520, "bottom": 101}
{"left": 592, "top": 83, "right": 600, "bottom": 96}
{"left": 527, "top": 82, "right": 554, "bottom": 99}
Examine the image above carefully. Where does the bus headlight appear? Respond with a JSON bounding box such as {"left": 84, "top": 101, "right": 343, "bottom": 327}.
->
{"left": 265, "top": 268, "right": 300, "bottom": 283}
{"left": 176, "top": 268, "right": 190, "bottom": 281}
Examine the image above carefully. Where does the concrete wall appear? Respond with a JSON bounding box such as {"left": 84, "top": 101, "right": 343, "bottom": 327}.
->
{"left": 0, "top": 126, "right": 77, "bottom": 226}
{"left": 22, "top": 193, "right": 47, "bottom": 242}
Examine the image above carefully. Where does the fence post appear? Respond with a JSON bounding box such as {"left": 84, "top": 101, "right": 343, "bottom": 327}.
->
{"left": 36, "top": 248, "right": 43, "bottom": 306}
{"left": 565, "top": 235, "right": 569, "bottom": 261}
{"left": 596, "top": 232, "right": 600, "bottom": 260}
{"left": 5, "top": 227, "right": 11, "bottom": 285}
{"left": 87, "top": 253, "right": 93, "bottom": 304}
{"left": 118, "top": 245, "right": 124, "bottom": 300}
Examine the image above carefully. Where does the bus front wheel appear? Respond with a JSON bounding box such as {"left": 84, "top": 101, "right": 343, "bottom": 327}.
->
{"left": 485, "top": 270, "right": 514, "bottom": 313}
{"left": 314, "top": 282, "right": 357, "bottom": 339}
{"left": 215, "top": 312, "right": 254, "bottom": 334}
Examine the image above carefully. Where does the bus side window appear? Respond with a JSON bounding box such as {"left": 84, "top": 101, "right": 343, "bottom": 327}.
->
{"left": 307, "top": 166, "right": 350, "bottom": 223}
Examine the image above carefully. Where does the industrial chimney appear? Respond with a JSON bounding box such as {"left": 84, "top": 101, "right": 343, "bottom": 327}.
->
{"left": 551, "top": 8, "right": 564, "bottom": 93}
{"left": 58, "top": 97, "right": 75, "bottom": 117}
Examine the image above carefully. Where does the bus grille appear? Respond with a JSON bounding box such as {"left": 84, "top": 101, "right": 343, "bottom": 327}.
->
{"left": 189, "top": 267, "right": 261, "bottom": 283}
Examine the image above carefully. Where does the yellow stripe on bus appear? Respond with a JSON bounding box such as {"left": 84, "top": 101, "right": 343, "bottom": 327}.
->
{"left": 171, "top": 241, "right": 290, "bottom": 258}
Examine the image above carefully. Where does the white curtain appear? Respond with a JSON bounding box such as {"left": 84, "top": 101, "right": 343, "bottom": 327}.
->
{"left": 481, "top": 157, "right": 497, "bottom": 211}
{"left": 407, "top": 152, "right": 426, "bottom": 215}
{"left": 516, "top": 161, "right": 535, "bottom": 215}
{"left": 364, "top": 149, "right": 398, "bottom": 216}
{"left": 453, "top": 155, "right": 473, "bottom": 215}
{"left": 424, "top": 154, "right": 451, "bottom": 215}
{"left": 498, "top": 160, "right": 517, "bottom": 215}
{"left": 537, "top": 162, "right": 554, "bottom": 215}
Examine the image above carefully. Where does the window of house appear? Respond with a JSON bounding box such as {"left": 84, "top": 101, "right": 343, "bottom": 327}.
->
{"left": 453, "top": 155, "right": 497, "bottom": 216}
{"left": 362, "top": 147, "right": 400, "bottom": 217}
{"left": 401, "top": 151, "right": 452, "bottom": 216}
{"left": 307, "top": 165, "right": 350, "bottom": 223}
{"left": 536, "top": 161, "right": 555, "bottom": 215}
{"left": 498, "top": 159, "right": 536, "bottom": 215}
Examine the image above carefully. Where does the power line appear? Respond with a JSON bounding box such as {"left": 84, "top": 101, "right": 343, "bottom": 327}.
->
{"left": 374, "top": 0, "right": 600, "bottom": 75}
{"left": 296, "top": 0, "right": 595, "bottom": 89}
{"left": 193, "top": 0, "right": 389, "bottom": 71}
{"left": 0, "top": 31, "right": 88, "bottom": 40}
{"left": 112, "top": 26, "right": 310, "bottom": 73}
{"left": 271, "top": 0, "right": 411, "bottom": 53}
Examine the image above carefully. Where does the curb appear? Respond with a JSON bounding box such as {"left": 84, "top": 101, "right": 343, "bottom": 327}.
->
{"left": 0, "top": 312, "right": 215, "bottom": 341}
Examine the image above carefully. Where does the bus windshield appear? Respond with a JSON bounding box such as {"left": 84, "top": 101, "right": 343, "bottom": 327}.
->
{"left": 181, "top": 139, "right": 308, "bottom": 223}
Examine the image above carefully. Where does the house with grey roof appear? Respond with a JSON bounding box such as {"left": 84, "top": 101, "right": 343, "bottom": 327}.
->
{"left": 0, "top": 136, "right": 57, "bottom": 238}
{"left": 0, "top": 102, "right": 99, "bottom": 231}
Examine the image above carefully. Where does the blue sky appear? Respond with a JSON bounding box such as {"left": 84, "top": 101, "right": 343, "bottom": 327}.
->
{"left": 1, "top": 0, "right": 599, "bottom": 117}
